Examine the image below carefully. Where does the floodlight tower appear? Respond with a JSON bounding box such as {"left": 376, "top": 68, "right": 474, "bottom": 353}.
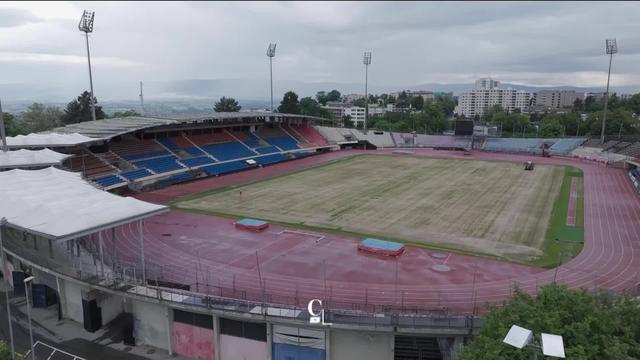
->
{"left": 78, "top": 10, "right": 97, "bottom": 122}
{"left": 600, "top": 38, "right": 618, "bottom": 144}
{"left": 363, "top": 51, "right": 372, "bottom": 133}
{"left": 267, "top": 43, "right": 277, "bottom": 112}
{"left": 139, "top": 81, "right": 145, "bottom": 115}
{"left": 0, "top": 98, "right": 7, "bottom": 152}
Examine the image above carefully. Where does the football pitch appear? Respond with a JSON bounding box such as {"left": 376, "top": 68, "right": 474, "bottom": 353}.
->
{"left": 176, "top": 154, "right": 570, "bottom": 261}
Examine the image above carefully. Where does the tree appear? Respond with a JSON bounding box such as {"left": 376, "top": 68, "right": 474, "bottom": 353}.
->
{"left": 2, "top": 112, "right": 27, "bottom": 136}
{"left": 61, "top": 91, "right": 106, "bottom": 124}
{"left": 22, "top": 103, "right": 63, "bottom": 133}
{"left": 113, "top": 109, "right": 141, "bottom": 118}
{"left": 214, "top": 96, "right": 241, "bottom": 112}
{"left": 0, "top": 341, "right": 10, "bottom": 360}
{"left": 572, "top": 98, "right": 584, "bottom": 112}
{"left": 326, "top": 90, "right": 341, "bottom": 102}
{"left": 352, "top": 97, "right": 367, "bottom": 108}
{"left": 299, "top": 97, "right": 332, "bottom": 118}
{"left": 410, "top": 96, "right": 425, "bottom": 111}
{"left": 539, "top": 114, "right": 564, "bottom": 137}
{"left": 315, "top": 91, "right": 328, "bottom": 105}
{"left": 342, "top": 115, "right": 354, "bottom": 128}
{"left": 278, "top": 91, "right": 300, "bottom": 114}
{"left": 459, "top": 284, "right": 640, "bottom": 360}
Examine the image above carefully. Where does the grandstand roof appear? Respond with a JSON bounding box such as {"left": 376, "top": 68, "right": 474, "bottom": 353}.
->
{"left": 33, "top": 113, "right": 332, "bottom": 145}
{"left": 0, "top": 167, "right": 167, "bottom": 241}
{"left": 5, "top": 132, "right": 98, "bottom": 148}
{"left": 0, "top": 148, "right": 72, "bottom": 169}
{"left": 48, "top": 116, "right": 179, "bottom": 139}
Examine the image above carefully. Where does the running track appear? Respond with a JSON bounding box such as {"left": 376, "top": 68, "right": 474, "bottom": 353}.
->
{"left": 114, "top": 149, "right": 640, "bottom": 314}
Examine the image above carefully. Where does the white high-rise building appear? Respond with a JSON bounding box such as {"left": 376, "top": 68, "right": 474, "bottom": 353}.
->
{"left": 454, "top": 79, "right": 532, "bottom": 118}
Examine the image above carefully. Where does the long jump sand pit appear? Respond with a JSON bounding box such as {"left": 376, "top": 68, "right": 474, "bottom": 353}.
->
{"left": 176, "top": 154, "right": 565, "bottom": 261}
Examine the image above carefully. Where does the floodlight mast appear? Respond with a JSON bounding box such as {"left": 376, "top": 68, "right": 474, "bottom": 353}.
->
{"left": 363, "top": 51, "right": 371, "bottom": 133}
{"left": 0, "top": 98, "right": 7, "bottom": 152}
{"left": 139, "top": 81, "right": 145, "bottom": 115}
{"left": 79, "top": 10, "right": 97, "bottom": 122}
{"left": 267, "top": 43, "right": 276, "bottom": 112}
{"left": 600, "top": 38, "right": 618, "bottom": 144}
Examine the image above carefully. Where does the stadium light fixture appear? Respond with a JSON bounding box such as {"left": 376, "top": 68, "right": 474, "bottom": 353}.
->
{"left": 363, "top": 51, "right": 372, "bottom": 133}
{"left": 78, "top": 10, "right": 97, "bottom": 122}
{"left": 267, "top": 43, "right": 277, "bottom": 112}
{"left": 503, "top": 325, "right": 565, "bottom": 359}
{"left": 600, "top": 38, "right": 618, "bottom": 144}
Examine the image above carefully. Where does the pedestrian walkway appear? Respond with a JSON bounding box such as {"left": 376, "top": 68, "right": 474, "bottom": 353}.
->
{"left": 0, "top": 284, "right": 190, "bottom": 360}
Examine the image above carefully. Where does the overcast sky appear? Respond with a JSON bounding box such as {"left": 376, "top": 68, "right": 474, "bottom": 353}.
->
{"left": 1, "top": 1, "right": 639, "bottom": 94}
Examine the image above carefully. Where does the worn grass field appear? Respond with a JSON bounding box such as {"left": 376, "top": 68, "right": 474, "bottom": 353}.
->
{"left": 176, "top": 154, "right": 571, "bottom": 262}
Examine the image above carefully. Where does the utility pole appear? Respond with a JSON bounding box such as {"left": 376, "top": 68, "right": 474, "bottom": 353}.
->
{"left": 363, "top": 51, "right": 371, "bottom": 133}
{"left": 0, "top": 99, "right": 7, "bottom": 152}
{"left": 267, "top": 43, "right": 276, "bottom": 112}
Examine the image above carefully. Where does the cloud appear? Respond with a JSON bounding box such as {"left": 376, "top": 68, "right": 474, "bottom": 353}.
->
{"left": 0, "top": 1, "right": 638, "bottom": 99}
{"left": 0, "top": 8, "right": 41, "bottom": 28}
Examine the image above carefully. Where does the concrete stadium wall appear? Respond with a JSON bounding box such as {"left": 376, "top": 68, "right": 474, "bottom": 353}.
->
{"left": 330, "top": 329, "right": 393, "bottom": 360}
{"left": 219, "top": 334, "right": 267, "bottom": 360}
{"left": 173, "top": 322, "right": 214, "bottom": 360}
{"left": 61, "top": 279, "right": 85, "bottom": 324}
{"left": 129, "top": 299, "right": 170, "bottom": 351}
{"left": 98, "top": 292, "right": 123, "bottom": 325}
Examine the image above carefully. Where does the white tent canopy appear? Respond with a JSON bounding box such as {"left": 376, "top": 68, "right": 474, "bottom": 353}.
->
{"left": 5, "top": 132, "right": 98, "bottom": 148}
{"left": 0, "top": 167, "right": 167, "bottom": 241}
{"left": 0, "top": 148, "right": 72, "bottom": 169}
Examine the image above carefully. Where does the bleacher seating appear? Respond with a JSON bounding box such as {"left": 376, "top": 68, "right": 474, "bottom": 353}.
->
{"left": 201, "top": 160, "right": 248, "bottom": 176}
{"left": 120, "top": 168, "right": 153, "bottom": 181}
{"left": 266, "top": 136, "right": 300, "bottom": 151}
{"left": 64, "top": 150, "right": 116, "bottom": 178}
{"left": 133, "top": 155, "right": 185, "bottom": 174}
{"left": 292, "top": 124, "right": 328, "bottom": 146}
{"left": 254, "top": 146, "right": 280, "bottom": 154}
{"left": 110, "top": 138, "right": 170, "bottom": 161}
{"left": 282, "top": 124, "right": 307, "bottom": 144}
{"left": 93, "top": 174, "right": 125, "bottom": 188}
{"left": 294, "top": 151, "right": 316, "bottom": 158}
{"left": 548, "top": 138, "right": 587, "bottom": 155}
{"left": 254, "top": 153, "right": 288, "bottom": 166}
{"left": 611, "top": 141, "right": 632, "bottom": 152}
{"left": 243, "top": 131, "right": 261, "bottom": 148}
{"left": 201, "top": 142, "right": 256, "bottom": 161}
{"left": 181, "top": 156, "right": 216, "bottom": 167}
{"left": 188, "top": 132, "right": 233, "bottom": 147}
{"left": 391, "top": 133, "right": 469, "bottom": 149}
{"left": 483, "top": 138, "right": 546, "bottom": 154}
{"left": 618, "top": 142, "right": 640, "bottom": 158}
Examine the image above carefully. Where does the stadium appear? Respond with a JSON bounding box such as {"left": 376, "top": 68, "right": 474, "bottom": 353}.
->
{"left": 2, "top": 113, "right": 640, "bottom": 360}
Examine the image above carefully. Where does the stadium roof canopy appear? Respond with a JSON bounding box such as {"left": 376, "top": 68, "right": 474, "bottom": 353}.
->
{"left": 39, "top": 112, "right": 332, "bottom": 143}
{"left": 5, "top": 132, "right": 97, "bottom": 148}
{"left": 0, "top": 148, "right": 72, "bottom": 169}
{"left": 47, "top": 116, "right": 179, "bottom": 139}
{"left": 0, "top": 167, "right": 168, "bottom": 241}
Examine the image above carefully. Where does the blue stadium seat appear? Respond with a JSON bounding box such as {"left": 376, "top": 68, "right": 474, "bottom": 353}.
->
{"left": 254, "top": 146, "right": 279, "bottom": 154}
{"left": 94, "top": 174, "right": 125, "bottom": 187}
{"left": 181, "top": 156, "right": 216, "bottom": 167}
{"left": 120, "top": 168, "right": 153, "bottom": 181}
{"left": 201, "top": 160, "right": 248, "bottom": 176}
{"left": 549, "top": 138, "right": 587, "bottom": 155}
{"left": 266, "top": 136, "right": 299, "bottom": 151}
{"left": 201, "top": 141, "right": 255, "bottom": 161}
{"left": 133, "top": 156, "right": 185, "bottom": 174}
{"left": 184, "top": 147, "right": 205, "bottom": 156}
{"left": 483, "top": 138, "right": 546, "bottom": 154}
{"left": 157, "top": 137, "right": 179, "bottom": 150}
